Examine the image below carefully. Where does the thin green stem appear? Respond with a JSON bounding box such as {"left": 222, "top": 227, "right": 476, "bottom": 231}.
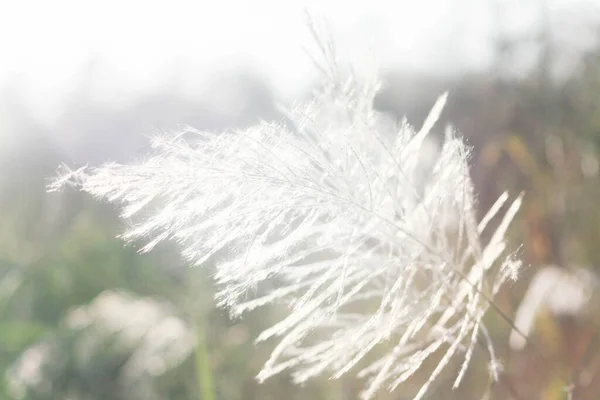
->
{"left": 194, "top": 323, "right": 216, "bottom": 400}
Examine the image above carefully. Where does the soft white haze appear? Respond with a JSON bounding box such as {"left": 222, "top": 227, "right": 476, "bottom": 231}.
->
{"left": 0, "top": 0, "right": 598, "bottom": 125}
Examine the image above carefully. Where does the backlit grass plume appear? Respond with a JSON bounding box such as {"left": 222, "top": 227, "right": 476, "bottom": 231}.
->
{"left": 49, "top": 25, "right": 523, "bottom": 400}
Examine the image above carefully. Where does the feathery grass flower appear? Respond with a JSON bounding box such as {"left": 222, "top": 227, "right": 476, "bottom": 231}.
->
{"left": 49, "top": 25, "right": 523, "bottom": 399}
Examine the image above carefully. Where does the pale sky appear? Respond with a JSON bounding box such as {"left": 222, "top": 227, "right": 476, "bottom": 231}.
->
{"left": 0, "top": 0, "right": 598, "bottom": 125}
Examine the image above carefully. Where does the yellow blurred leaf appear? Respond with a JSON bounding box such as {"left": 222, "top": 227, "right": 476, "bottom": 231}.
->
{"left": 505, "top": 135, "right": 540, "bottom": 178}
{"left": 542, "top": 377, "right": 571, "bottom": 400}
{"left": 536, "top": 309, "right": 563, "bottom": 355}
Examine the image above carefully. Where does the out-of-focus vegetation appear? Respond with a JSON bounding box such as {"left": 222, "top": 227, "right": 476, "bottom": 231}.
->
{"left": 375, "top": 20, "right": 600, "bottom": 398}
{"left": 379, "top": 19, "right": 600, "bottom": 400}
{"left": 2, "top": 6, "right": 600, "bottom": 400}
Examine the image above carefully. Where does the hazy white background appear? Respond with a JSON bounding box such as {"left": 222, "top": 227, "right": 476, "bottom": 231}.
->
{"left": 0, "top": 0, "right": 598, "bottom": 164}
{"left": 1, "top": 0, "right": 598, "bottom": 118}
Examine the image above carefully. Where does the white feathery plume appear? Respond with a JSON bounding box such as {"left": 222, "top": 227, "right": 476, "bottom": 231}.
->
{"left": 48, "top": 22, "right": 523, "bottom": 400}
{"left": 510, "top": 265, "right": 599, "bottom": 351}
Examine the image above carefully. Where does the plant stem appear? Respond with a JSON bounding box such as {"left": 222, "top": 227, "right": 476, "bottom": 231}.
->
{"left": 195, "top": 323, "right": 216, "bottom": 400}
